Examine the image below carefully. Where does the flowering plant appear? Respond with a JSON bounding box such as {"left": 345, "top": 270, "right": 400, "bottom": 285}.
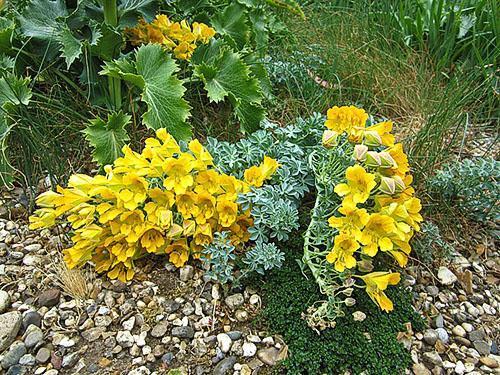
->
{"left": 29, "top": 128, "right": 278, "bottom": 282}
{"left": 303, "top": 106, "right": 422, "bottom": 329}
{"left": 126, "top": 15, "right": 216, "bottom": 60}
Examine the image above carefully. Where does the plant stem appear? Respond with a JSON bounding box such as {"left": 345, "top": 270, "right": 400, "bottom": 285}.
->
{"left": 103, "top": 0, "right": 122, "bottom": 111}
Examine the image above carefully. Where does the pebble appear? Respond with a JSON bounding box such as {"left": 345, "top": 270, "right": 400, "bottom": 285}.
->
{"left": 257, "top": 347, "right": 280, "bottom": 366}
{"left": 438, "top": 266, "right": 457, "bottom": 285}
{"left": 35, "top": 347, "right": 51, "bottom": 363}
{"left": 18, "top": 354, "right": 35, "bottom": 366}
{"left": 151, "top": 322, "right": 169, "bottom": 338}
{"left": 213, "top": 356, "right": 237, "bottom": 375}
{"left": 479, "top": 356, "right": 498, "bottom": 368}
{"left": 1, "top": 341, "right": 27, "bottom": 369}
{"left": 423, "top": 351, "right": 443, "bottom": 366}
{"left": 473, "top": 340, "right": 490, "bottom": 356}
{"left": 37, "top": 289, "right": 60, "bottom": 308}
{"left": 216, "top": 333, "right": 232, "bottom": 353}
{"left": 0, "top": 290, "right": 11, "bottom": 313}
{"left": 23, "top": 324, "right": 43, "bottom": 349}
{"left": 224, "top": 294, "right": 244, "bottom": 310}
{"left": 455, "top": 360, "right": 465, "bottom": 374}
{"left": 179, "top": 265, "right": 194, "bottom": 282}
{"left": 0, "top": 311, "right": 22, "bottom": 352}
{"left": 22, "top": 311, "right": 42, "bottom": 330}
{"left": 171, "top": 326, "right": 194, "bottom": 339}
{"left": 452, "top": 325, "right": 467, "bottom": 337}
{"left": 412, "top": 363, "right": 431, "bottom": 375}
{"left": 423, "top": 329, "right": 438, "bottom": 345}
{"left": 242, "top": 342, "right": 257, "bottom": 357}
{"left": 435, "top": 328, "right": 449, "bottom": 344}
{"left": 116, "top": 331, "right": 135, "bottom": 348}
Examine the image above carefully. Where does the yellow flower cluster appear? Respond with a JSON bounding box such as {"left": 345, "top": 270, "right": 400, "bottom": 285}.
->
{"left": 29, "top": 129, "right": 277, "bottom": 282}
{"left": 324, "top": 106, "right": 422, "bottom": 312}
{"left": 127, "top": 15, "right": 216, "bottom": 60}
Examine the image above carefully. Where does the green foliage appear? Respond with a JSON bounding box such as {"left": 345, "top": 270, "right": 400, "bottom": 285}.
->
{"left": 412, "top": 221, "right": 454, "bottom": 263}
{"left": 202, "top": 232, "right": 236, "bottom": 284}
{"left": 242, "top": 241, "right": 284, "bottom": 274}
{"left": 82, "top": 111, "right": 131, "bottom": 166}
{"left": 258, "top": 243, "right": 425, "bottom": 375}
{"left": 0, "top": 74, "right": 32, "bottom": 185}
{"left": 428, "top": 157, "right": 499, "bottom": 223}
{"left": 101, "top": 44, "right": 192, "bottom": 140}
{"left": 193, "top": 40, "right": 264, "bottom": 133}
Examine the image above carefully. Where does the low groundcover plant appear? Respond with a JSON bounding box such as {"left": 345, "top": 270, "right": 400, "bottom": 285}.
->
{"left": 29, "top": 128, "right": 279, "bottom": 282}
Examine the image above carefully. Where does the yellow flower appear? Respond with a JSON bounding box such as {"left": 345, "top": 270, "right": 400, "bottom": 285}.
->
{"left": 176, "top": 192, "right": 200, "bottom": 218}
{"left": 189, "top": 139, "right": 213, "bottom": 170}
{"left": 388, "top": 143, "right": 409, "bottom": 177}
{"left": 359, "top": 213, "right": 397, "bottom": 256}
{"left": 326, "top": 233, "right": 359, "bottom": 272}
{"left": 141, "top": 228, "right": 165, "bottom": 254}
{"left": 328, "top": 200, "right": 370, "bottom": 241}
{"left": 29, "top": 208, "right": 57, "bottom": 230}
{"left": 325, "top": 105, "right": 368, "bottom": 134}
{"left": 359, "top": 272, "right": 400, "bottom": 312}
{"left": 334, "top": 165, "right": 376, "bottom": 204}
{"left": 195, "top": 170, "right": 222, "bottom": 195}
{"left": 117, "top": 173, "right": 148, "bottom": 210}
{"left": 163, "top": 154, "right": 195, "bottom": 194}
{"left": 194, "top": 191, "right": 216, "bottom": 224}
{"left": 365, "top": 121, "right": 395, "bottom": 147}
{"left": 217, "top": 199, "right": 238, "bottom": 227}
{"left": 193, "top": 223, "right": 212, "bottom": 246}
{"left": 244, "top": 156, "right": 279, "bottom": 187}
{"left": 166, "top": 239, "right": 190, "bottom": 268}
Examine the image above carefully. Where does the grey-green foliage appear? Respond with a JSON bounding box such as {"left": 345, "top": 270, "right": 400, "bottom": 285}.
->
{"left": 207, "top": 113, "right": 324, "bottom": 243}
{"left": 242, "top": 242, "right": 284, "bottom": 275}
{"left": 202, "top": 232, "right": 236, "bottom": 284}
{"left": 412, "top": 221, "right": 454, "bottom": 263}
{"left": 428, "top": 157, "right": 499, "bottom": 223}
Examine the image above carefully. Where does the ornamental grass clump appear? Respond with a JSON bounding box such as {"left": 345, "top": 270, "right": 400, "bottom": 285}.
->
{"left": 127, "top": 15, "right": 216, "bottom": 60}
{"left": 303, "top": 105, "right": 422, "bottom": 329}
{"left": 29, "top": 128, "right": 278, "bottom": 282}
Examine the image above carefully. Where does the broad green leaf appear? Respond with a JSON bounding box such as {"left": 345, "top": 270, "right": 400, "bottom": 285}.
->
{"left": 0, "top": 55, "right": 14, "bottom": 74}
{"left": 248, "top": 9, "right": 268, "bottom": 56}
{"left": 193, "top": 42, "right": 264, "bottom": 133}
{"left": 83, "top": 111, "right": 131, "bottom": 166}
{"left": 58, "top": 26, "right": 82, "bottom": 68}
{"left": 100, "top": 44, "right": 192, "bottom": 140}
{"left": 91, "top": 24, "right": 123, "bottom": 61}
{"left": 212, "top": 3, "right": 250, "bottom": 50}
{"left": 18, "top": 0, "right": 68, "bottom": 41}
{"left": 0, "top": 17, "right": 14, "bottom": 53}
{"left": 0, "top": 74, "right": 32, "bottom": 186}
{"left": 118, "top": 0, "right": 157, "bottom": 27}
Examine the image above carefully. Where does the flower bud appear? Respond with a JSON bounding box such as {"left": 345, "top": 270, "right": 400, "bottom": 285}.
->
{"left": 344, "top": 297, "right": 356, "bottom": 307}
{"left": 357, "top": 259, "right": 374, "bottom": 272}
{"left": 322, "top": 130, "right": 339, "bottom": 148}
{"left": 379, "top": 152, "right": 396, "bottom": 168}
{"left": 380, "top": 176, "right": 396, "bottom": 195}
{"left": 342, "top": 287, "right": 354, "bottom": 297}
{"left": 363, "top": 131, "right": 382, "bottom": 146}
{"left": 392, "top": 175, "right": 406, "bottom": 193}
{"left": 365, "top": 151, "right": 382, "bottom": 167}
{"left": 344, "top": 278, "right": 355, "bottom": 287}
{"left": 353, "top": 144, "right": 368, "bottom": 162}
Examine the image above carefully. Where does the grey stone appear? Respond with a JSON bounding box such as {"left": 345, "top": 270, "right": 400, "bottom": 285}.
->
{"left": 422, "top": 351, "right": 443, "bottom": 366}
{"left": 423, "top": 329, "right": 438, "bottom": 345}
{"left": 216, "top": 333, "right": 232, "bottom": 353}
{"left": 0, "top": 311, "right": 22, "bottom": 352}
{"left": 224, "top": 294, "right": 244, "bottom": 310}
{"left": 452, "top": 325, "right": 467, "bottom": 337}
{"left": 213, "top": 356, "right": 237, "bottom": 375}
{"left": 171, "top": 326, "right": 194, "bottom": 339}
{"left": 62, "top": 352, "right": 79, "bottom": 368}
{"left": 35, "top": 347, "right": 51, "bottom": 363}
{"left": 412, "top": 363, "right": 431, "bottom": 375}
{"left": 37, "top": 289, "right": 60, "bottom": 308}
{"left": 257, "top": 347, "right": 280, "bottom": 366}
{"left": 1, "top": 341, "right": 27, "bottom": 369}
{"left": 163, "top": 300, "right": 181, "bottom": 313}
{"left": 242, "top": 342, "right": 257, "bottom": 357}
{"left": 0, "top": 290, "right": 10, "bottom": 313}
{"left": 226, "top": 331, "right": 242, "bottom": 340}
{"left": 6, "top": 365, "right": 27, "bottom": 375}
{"left": 473, "top": 340, "right": 491, "bottom": 356}
{"left": 436, "top": 328, "right": 449, "bottom": 344}
{"left": 22, "top": 311, "right": 41, "bottom": 330}
{"left": 82, "top": 327, "right": 105, "bottom": 342}
{"left": 437, "top": 266, "right": 457, "bottom": 285}
{"left": 116, "top": 331, "right": 134, "bottom": 348}
{"left": 469, "top": 329, "right": 486, "bottom": 342}
{"left": 18, "top": 354, "right": 35, "bottom": 366}
{"left": 23, "top": 325, "right": 43, "bottom": 349}
{"left": 426, "top": 286, "right": 440, "bottom": 297}
{"left": 179, "top": 265, "right": 194, "bottom": 282}
{"left": 151, "top": 322, "right": 169, "bottom": 338}
{"left": 161, "top": 352, "right": 174, "bottom": 365}
{"left": 434, "top": 314, "right": 445, "bottom": 329}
